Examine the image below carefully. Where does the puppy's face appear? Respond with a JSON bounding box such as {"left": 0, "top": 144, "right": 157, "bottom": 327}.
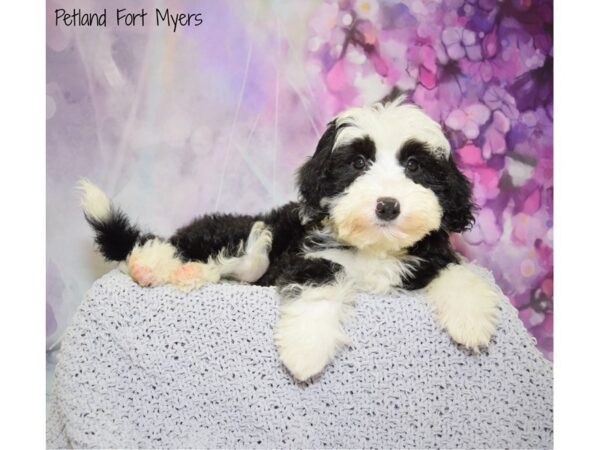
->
{"left": 298, "top": 98, "right": 474, "bottom": 254}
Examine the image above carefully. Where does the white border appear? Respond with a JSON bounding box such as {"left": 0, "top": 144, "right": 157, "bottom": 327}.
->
{"left": 1, "top": 0, "right": 598, "bottom": 446}
{"left": 0, "top": 0, "right": 45, "bottom": 447}
{"left": 555, "top": 0, "right": 600, "bottom": 447}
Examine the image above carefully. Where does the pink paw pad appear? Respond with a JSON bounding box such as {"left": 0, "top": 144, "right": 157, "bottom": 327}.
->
{"left": 169, "top": 262, "right": 205, "bottom": 288}
{"left": 128, "top": 258, "right": 158, "bottom": 287}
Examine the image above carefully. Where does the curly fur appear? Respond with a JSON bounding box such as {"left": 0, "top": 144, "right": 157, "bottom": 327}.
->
{"left": 80, "top": 95, "right": 501, "bottom": 381}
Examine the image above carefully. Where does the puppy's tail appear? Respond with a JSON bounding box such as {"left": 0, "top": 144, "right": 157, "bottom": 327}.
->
{"left": 77, "top": 179, "right": 141, "bottom": 262}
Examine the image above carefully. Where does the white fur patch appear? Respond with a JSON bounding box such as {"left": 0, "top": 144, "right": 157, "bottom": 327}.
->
{"left": 334, "top": 97, "right": 450, "bottom": 159}
{"left": 213, "top": 221, "right": 272, "bottom": 283}
{"left": 425, "top": 263, "right": 501, "bottom": 350}
{"left": 169, "top": 261, "right": 221, "bottom": 291}
{"left": 305, "top": 247, "right": 419, "bottom": 294}
{"left": 128, "top": 239, "right": 183, "bottom": 285}
{"left": 77, "top": 179, "right": 111, "bottom": 222}
{"left": 274, "top": 278, "right": 355, "bottom": 381}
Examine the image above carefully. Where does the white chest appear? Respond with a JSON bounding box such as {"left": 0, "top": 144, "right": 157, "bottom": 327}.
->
{"left": 305, "top": 248, "right": 416, "bottom": 294}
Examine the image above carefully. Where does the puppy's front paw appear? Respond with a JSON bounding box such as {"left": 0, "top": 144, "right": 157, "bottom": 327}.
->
{"left": 443, "top": 299, "right": 500, "bottom": 350}
{"left": 275, "top": 322, "right": 334, "bottom": 381}
{"left": 426, "top": 264, "right": 501, "bottom": 351}
{"left": 274, "top": 300, "right": 349, "bottom": 381}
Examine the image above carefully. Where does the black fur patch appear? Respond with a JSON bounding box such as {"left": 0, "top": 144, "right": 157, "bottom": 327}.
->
{"left": 84, "top": 208, "right": 141, "bottom": 261}
{"left": 297, "top": 121, "right": 375, "bottom": 222}
{"left": 261, "top": 203, "right": 341, "bottom": 287}
{"left": 170, "top": 201, "right": 340, "bottom": 288}
{"left": 272, "top": 254, "right": 341, "bottom": 287}
{"left": 378, "top": 86, "right": 404, "bottom": 105}
{"left": 170, "top": 214, "right": 257, "bottom": 261}
{"left": 402, "top": 230, "right": 459, "bottom": 290}
{"left": 256, "top": 203, "right": 320, "bottom": 286}
{"left": 398, "top": 139, "right": 475, "bottom": 232}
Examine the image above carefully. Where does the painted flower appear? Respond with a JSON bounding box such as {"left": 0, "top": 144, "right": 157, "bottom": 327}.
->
{"left": 511, "top": 212, "right": 548, "bottom": 246}
{"left": 417, "top": 45, "right": 438, "bottom": 90}
{"left": 457, "top": 143, "right": 485, "bottom": 165}
{"left": 462, "top": 164, "right": 501, "bottom": 205}
{"left": 508, "top": 58, "right": 553, "bottom": 112}
{"left": 308, "top": 2, "right": 340, "bottom": 43}
{"left": 482, "top": 110, "right": 511, "bottom": 158}
{"left": 354, "top": 0, "right": 380, "bottom": 21}
{"left": 442, "top": 26, "right": 466, "bottom": 60}
{"left": 481, "top": 27, "right": 499, "bottom": 59}
{"left": 463, "top": 207, "right": 502, "bottom": 245}
{"left": 445, "top": 102, "right": 491, "bottom": 139}
{"left": 483, "top": 85, "right": 520, "bottom": 120}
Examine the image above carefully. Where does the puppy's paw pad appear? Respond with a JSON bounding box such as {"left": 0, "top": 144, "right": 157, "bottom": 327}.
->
{"left": 128, "top": 258, "right": 158, "bottom": 287}
{"left": 169, "top": 262, "right": 207, "bottom": 291}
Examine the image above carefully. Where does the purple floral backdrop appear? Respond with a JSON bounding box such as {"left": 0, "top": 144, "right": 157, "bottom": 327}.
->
{"left": 305, "top": 0, "right": 553, "bottom": 358}
{"left": 47, "top": 0, "right": 553, "bottom": 362}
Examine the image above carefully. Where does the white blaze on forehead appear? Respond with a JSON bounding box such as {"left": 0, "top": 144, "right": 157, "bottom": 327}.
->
{"left": 333, "top": 97, "right": 450, "bottom": 159}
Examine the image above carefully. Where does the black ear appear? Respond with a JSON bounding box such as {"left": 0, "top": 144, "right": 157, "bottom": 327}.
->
{"left": 440, "top": 155, "right": 476, "bottom": 233}
{"left": 296, "top": 120, "right": 337, "bottom": 220}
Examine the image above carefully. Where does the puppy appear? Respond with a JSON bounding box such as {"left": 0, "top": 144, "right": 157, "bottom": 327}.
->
{"left": 79, "top": 95, "right": 501, "bottom": 381}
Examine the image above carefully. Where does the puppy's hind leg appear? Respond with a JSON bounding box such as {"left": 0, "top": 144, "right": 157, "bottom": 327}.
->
{"left": 168, "top": 215, "right": 270, "bottom": 291}
{"left": 216, "top": 221, "right": 273, "bottom": 283}
{"left": 169, "top": 221, "right": 271, "bottom": 290}
{"left": 168, "top": 260, "right": 221, "bottom": 291}
{"left": 127, "top": 238, "right": 184, "bottom": 287}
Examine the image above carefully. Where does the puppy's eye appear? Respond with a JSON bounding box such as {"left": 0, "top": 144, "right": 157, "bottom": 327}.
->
{"left": 352, "top": 155, "right": 367, "bottom": 170}
{"left": 405, "top": 157, "right": 420, "bottom": 173}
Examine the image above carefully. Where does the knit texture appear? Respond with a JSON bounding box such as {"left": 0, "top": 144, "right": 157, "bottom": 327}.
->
{"left": 47, "top": 267, "right": 553, "bottom": 449}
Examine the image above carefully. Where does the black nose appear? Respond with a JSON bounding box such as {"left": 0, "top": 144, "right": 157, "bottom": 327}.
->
{"left": 376, "top": 197, "right": 400, "bottom": 221}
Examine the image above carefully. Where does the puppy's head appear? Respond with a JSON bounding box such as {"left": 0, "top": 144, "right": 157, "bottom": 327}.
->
{"left": 298, "top": 96, "right": 474, "bottom": 254}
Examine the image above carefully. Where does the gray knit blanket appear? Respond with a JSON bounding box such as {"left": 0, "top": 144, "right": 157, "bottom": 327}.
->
{"left": 47, "top": 268, "right": 552, "bottom": 449}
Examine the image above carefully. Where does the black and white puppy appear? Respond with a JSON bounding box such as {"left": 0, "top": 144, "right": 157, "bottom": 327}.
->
{"left": 80, "top": 96, "right": 501, "bottom": 381}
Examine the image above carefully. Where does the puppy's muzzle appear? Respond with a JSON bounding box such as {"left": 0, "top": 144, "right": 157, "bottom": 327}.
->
{"left": 376, "top": 197, "right": 400, "bottom": 221}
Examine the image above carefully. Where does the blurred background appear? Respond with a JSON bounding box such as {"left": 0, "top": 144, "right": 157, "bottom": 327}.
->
{"left": 47, "top": 0, "right": 553, "bottom": 390}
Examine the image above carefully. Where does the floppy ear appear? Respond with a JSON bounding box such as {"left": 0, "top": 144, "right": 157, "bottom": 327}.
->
{"left": 296, "top": 121, "right": 337, "bottom": 221}
{"left": 440, "top": 154, "right": 476, "bottom": 233}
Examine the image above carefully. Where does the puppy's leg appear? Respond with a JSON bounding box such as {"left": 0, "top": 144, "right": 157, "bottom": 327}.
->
{"left": 168, "top": 261, "right": 221, "bottom": 291}
{"left": 127, "top": 238, "right": 183, "bottom": 287}
{"left": 424, "top": 263, "right": 501, "bottom": 350}
{"left": 274, "top": 277, "right": 354, "bottom": 381}
{"left": 168, "top": 220, "right": 271, "bottom": 290}
{"left": 166, "top": 213, "right": 269, "bottom": 290}
{"left": 217, "top": 221, "right": 272, "bottom": 283}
